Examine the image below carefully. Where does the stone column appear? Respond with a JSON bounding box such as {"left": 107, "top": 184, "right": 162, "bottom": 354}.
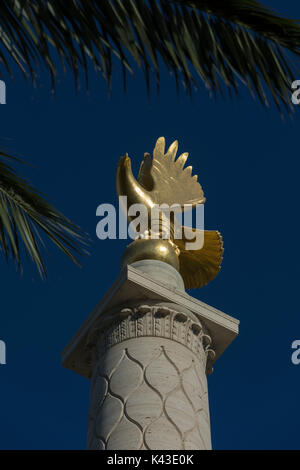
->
{"left": 61, "top": 262, "right": 239, "bottom": 451}
{"left": 86, "top": 302, "right": 214, "bottom": 450}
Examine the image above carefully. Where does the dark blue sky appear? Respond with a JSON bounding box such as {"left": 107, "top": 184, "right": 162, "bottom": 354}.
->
{"left": 1, "top": 1, "right": 300, "bottom": 450}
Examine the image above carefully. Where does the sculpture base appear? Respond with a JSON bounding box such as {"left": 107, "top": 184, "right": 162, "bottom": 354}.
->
{"left": 130, "top": 259, "right": 185, "bottom": 292}
{"left": 121, "top": 238, "right": 180, "bottom": 272}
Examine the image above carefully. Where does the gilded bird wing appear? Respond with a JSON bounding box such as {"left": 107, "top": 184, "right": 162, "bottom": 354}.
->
{"left": 137, "top": 152, "right": 153, "bottom": 191}
{"left": 176, "top": 230, "right": 223, "bottom": 289}
{"left": 138, "top": 137, "right": 206, "bottom": 208}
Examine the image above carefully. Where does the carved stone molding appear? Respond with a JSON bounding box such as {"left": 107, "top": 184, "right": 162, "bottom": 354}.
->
{"left": 86, "top": 303, "right": 215, "bottom": 375}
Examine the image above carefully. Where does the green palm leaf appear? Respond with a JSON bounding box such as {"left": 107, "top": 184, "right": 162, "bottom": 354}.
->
{"left": 1, "top": 1, "right": 300, "bottom": 111}
{"left": 0, "top": 151, "right": 88, "bottom": 277}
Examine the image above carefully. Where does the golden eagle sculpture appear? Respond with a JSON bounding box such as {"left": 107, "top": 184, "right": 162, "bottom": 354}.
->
{"left": 116, "top": 137, "right": 223, "bottom": 289}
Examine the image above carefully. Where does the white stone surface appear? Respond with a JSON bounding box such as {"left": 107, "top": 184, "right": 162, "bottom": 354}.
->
{"left": 61, "top": 264, "right": 239, "bottom": 379}
{"left": 61, "top": 262, "right": 239, "bottom": 450}
{"left": 87, "top": 304, "right": 211, "bottom": 450}
{"left": 131, "top": 259, "right": 185, "bottom": 291}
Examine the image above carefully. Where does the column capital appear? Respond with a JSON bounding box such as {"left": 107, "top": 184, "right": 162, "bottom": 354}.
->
{"left": 61, "top": 264, "right": 239, "bottom": 379}
{"left": 86, "top": 302, "right": 215, "bottom": 374}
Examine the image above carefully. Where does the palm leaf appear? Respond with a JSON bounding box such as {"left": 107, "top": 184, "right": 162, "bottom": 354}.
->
{"left": 0, "top": 150, "right": 88, "bottom": 277}
{"left": 1, "top": 1, "right": 300, "bottom": 111}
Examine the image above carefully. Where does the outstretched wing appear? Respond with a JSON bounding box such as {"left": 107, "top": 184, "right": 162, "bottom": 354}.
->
{"left": 176, "top": 230, "right": 223, "bottom": 289}
{"left": 138, "top": 137, "right": 206, "bottom": 207}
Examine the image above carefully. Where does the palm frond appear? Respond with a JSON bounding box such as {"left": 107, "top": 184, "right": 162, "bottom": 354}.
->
{"left": 0, "top": 150, "right": 88, "bottom": 277}
{"left": 1, "top": 1, "right": 300, "bottom": 111}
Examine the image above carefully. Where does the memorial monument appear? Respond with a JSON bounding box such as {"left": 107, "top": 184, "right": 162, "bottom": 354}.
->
{"left": 62, "top": 137, "right": 239, "bottom": 450}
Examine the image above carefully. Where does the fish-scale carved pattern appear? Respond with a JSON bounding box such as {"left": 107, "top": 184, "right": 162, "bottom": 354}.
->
{"left": 87, "top": 336, "right": 211, "bottom": 450}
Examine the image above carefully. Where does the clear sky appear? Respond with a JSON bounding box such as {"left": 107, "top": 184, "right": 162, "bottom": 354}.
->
{"left": 0, "top": 1, "right": 300, "bottom": 450}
